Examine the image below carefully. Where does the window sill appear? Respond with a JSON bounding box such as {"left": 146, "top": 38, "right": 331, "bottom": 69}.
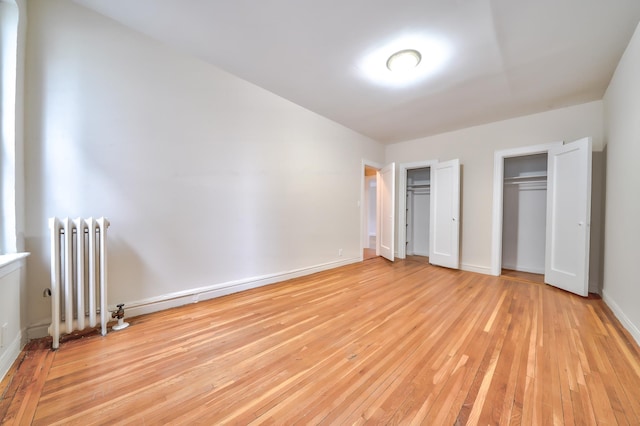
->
{"left": 0, "top": 252, "right": 29, "bottom": 279}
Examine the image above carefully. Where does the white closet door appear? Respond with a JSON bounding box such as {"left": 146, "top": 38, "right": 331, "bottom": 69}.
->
{"left": 429, "top": 159, "right": 460, "bottom": 269}
{"left": 378, "top": 163, "right": 395, "bottom": 261}
{"left": 545, "top": 138, "right": 592, "bottom": 296}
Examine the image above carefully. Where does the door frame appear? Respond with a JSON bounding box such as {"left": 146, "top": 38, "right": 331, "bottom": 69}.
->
{"left": 490, "top": 142, "right": 562, "bottom": 276}
{"left": 361, "top": 160, "right": 383, "bottom": 260}
{"left": 398, "top": 160, "right": 438, "bottom": 259}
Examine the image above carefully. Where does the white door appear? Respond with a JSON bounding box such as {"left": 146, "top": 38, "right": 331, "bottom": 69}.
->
{"left": 545, "top": 138, "right": 592, "bottom": 296}
{"left": 429, "top": 159, "right": 460, "bottom": 269}
{"left": 377, "top": 163, "right": 395, "bottom": 261}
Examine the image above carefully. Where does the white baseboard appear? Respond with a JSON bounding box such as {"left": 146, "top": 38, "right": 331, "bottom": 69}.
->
{"left": 27, "top": 323, "right": 50, "bottom": 340}
{"left": 501, "top": 263, "right": 544, "bottom": 275}
{"left": 460, "top": 263, "right": 492, "bottom": 275}
{"left": 602, "top": 290, "right": 640, "bottom": 347}
{"left": 0, "top": 330, "right": 24, "bottom": 381}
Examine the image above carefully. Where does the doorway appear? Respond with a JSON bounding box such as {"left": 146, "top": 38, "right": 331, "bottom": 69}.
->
{"left": 491, "top": 139, "right": 594, "bottom": 297}
{"left": 491, "top": 142, "right": 560, "bottom": 277}
{"left": 501, "top": 153, "right": 548, "bottom": 279}
{"left": 406, "top": 167, "right": 431, "bottom": 258}
{"left": 363, "top": 165, "right": 378, "bottom": 260}
{"left": 398, "top": 159, "right": 461, "bottom": 269}
{"left": 398, "top": 161, "right": 438, "bottom": 259}
{"left": 361, "top": 160, "right": 395, "bottom": 262}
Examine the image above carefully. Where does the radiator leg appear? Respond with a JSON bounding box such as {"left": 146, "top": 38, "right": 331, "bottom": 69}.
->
{"left": 111, "top": 303, "right": 129, "bottom": 331}
{"left": 113, "top": 317, "right": 130, "bottom": 331}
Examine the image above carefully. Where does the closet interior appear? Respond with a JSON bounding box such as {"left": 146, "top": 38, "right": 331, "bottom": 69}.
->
{"left": 501, "top": 153, "right": 548, "bottom": 275}
{"left": 406, "top": 167, "right": 431, "bottom": 257}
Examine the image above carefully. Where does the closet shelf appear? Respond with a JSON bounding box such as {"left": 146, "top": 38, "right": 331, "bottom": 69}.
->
{"left": 407, "top": 183, "right": 431, "bottom": 189}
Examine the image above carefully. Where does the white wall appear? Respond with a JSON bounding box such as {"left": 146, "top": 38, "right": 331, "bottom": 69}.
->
{"left": 24, "top": 0, "right": 383, "bottom": 332}
{"left": 386, "top": 101, "right": 604, "bottom": 274}
{"left": 602, "top": 22, "right": 640, "bottom": 344}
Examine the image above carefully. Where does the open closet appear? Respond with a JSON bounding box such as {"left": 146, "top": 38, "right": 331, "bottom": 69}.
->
{"left": 398, "top": 159, "right": 460, "bottom": 269}
{"left": 501, "top": 153, "right": 547, "bottom": 275}
{"left": 406, "top": 167, "right": 430, "bottom": 257}
{"left": 492, "top": 138, "right": 596, "bottom": 297}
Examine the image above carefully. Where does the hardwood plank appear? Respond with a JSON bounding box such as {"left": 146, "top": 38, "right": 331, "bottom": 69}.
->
{"left": 1, "top": 257, "right": 640, "bottom": 425}
{"left": 3, "top": 343, "right": 55, "bottom": 425}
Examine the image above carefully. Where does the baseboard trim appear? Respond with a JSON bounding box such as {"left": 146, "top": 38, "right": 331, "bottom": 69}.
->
{"left": 460, "top": 263, "right": 492, "bottom": 275}
{"left": 602, "top": 290, "right": 640, "bottom": 346}
{"left": 27, "top": 323, "right": 50, "bottom": 341}
{"left": 501, "top": 264, "right": 544, "bottom": 275}
{"left": 0, "top": 330, "right": 24, "bottom": 381}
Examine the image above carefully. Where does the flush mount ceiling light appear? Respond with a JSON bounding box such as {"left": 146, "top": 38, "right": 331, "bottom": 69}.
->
{"left": 386, "top": 49, "right": 422, "bottom": 73}
{"left": 359, "top": 35, "right": 451, "bottom": 87}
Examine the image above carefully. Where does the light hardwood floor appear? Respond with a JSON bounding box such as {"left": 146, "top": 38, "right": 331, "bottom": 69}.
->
{"left": 2, "top": 257, "right": 640, "bottom": 425}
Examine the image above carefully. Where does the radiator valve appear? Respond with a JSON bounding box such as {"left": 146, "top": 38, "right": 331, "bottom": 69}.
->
{"left": 111, "top": 303, "right": 130, "bottom": 331}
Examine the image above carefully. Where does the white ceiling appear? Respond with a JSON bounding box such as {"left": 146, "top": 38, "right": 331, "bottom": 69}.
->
{"left": 72, "top": 0, "right": 640, "bottom": 144}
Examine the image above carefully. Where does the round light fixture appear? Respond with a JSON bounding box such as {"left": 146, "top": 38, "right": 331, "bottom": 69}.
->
{"left": 358, "top": 36, "right": 451, "bottom": 87}
{"left": 386, "top": 49, "right": 422, "bottom": 73}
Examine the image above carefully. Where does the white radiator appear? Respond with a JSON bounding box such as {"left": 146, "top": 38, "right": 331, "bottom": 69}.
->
{"left": 49, "top": 217, "right": 110, "bottom": 349}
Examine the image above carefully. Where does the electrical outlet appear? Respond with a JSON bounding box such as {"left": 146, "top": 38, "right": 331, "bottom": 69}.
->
{"left": 338, "top": 248, "right": 343, "bottom": 256}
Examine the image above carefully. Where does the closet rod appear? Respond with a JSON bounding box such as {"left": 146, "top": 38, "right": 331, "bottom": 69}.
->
{"left": 503, "top": 180, "right": 547, "bottom": 185}
{"left": 503, "top": 174, "right": 547, "bottom": 185}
